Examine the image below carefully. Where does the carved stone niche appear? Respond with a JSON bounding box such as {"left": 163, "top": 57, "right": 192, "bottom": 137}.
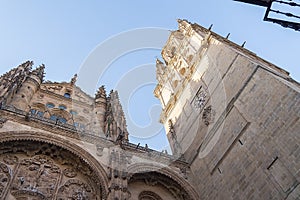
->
{"left": 0, "top": 140, "right": 104, "bottom": 200}
{"left": 139, "top": 191, "right": 163, "bottom": 200}
{"left": 0, "top": 117, "right": 7, "bottom": 128}
{"left": 129, "top": 172, "right": 193, "bottom": 200}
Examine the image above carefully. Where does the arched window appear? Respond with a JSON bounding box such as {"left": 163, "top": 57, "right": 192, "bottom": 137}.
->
{"left": 30, "top": 103, "right": 46, "bottom": 117}
{"left": 64, "top": 93, "right": 71, "bottom": 98}
{"left": 59, "top": 117, "right": 67, "bottom": 123}
{"left": 50, "top": 115, "right": 58, "bottom": 121}
{"left": 37, "top": 111, "right": 44, "bottom": 117}
{"left": 30, "top": 109, "right": 37, "bottom": 115}
{"left": 46, "top": 103, "right": 55, "bottom": 108}
{"left": 70, "top": 110, "right": 78, "bottom": 115}
{"left": 58, "top": 105, "right": 67, "bottom": 110}
{"left": 50, "top": 115, "right": 67, "bottom": 124}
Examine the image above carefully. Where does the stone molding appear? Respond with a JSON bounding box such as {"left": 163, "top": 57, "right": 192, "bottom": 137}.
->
{"left": 127, "top": 163, "right": 200, "bottom": 200}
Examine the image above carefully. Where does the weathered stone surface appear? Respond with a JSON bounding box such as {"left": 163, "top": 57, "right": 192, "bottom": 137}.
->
{"left": 155, "top": 19, "right": 300, "bottom": 200}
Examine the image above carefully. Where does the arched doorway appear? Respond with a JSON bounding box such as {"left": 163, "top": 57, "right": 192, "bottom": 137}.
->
{"left": 127, "top": 163, "right": 199, "bottom": 200}
{"left": 0, "top": 133, "right": 108, "bottom": 199}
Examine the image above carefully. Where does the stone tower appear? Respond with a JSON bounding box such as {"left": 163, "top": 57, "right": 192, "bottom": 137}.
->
{"left": 0, "top": 19, "right": 299, "bottom": 200}
{"left": 0, "top": 61, "right": 198, "bottom": 199}
{"left": 154, "top": 19, "right": 300, "bottom": 199}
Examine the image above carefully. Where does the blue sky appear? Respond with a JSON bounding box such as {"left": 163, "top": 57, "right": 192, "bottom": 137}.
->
{"left": 0, "top": 1, "right": 299, "bottom": 152}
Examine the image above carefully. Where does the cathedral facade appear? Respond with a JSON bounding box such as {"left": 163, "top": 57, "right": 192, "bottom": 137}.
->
{"left": 0, "top": 20, "right": 299, "bottom": 199}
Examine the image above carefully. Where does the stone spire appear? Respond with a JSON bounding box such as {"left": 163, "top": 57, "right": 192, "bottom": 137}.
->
{"left": 31, "top": 64, "right": 45, "bottom": 81}
{"left": 20, "top": 60, "right": 34, "bottom": 72}
{"left": 0, "top": 61, "right": 34, "bottom": 102}
{"left": 9, "top": 62, "right": 44, "bottom": 110}
{"left": 93, "top": 85, "right": 107, "bottom": 136}
{"left": 105, "top": 90, "right": 129, "bottom": 142}
{"left": 95, "top": 85, "right": 106, "bottom": 99}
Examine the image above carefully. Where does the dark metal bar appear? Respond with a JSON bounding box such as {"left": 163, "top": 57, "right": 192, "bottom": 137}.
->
{"left": 235, "top": 0, "right": 300, "bottom": 31}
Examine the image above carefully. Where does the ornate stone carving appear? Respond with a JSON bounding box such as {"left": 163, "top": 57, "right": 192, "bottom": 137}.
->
{"left": 70, "top": 74, "right": 77, "bottom": 85}
{"left": 57, "top": 179, "right": 95, "bottom": 200}
{"left": 96, "top": 144, "right": 104, "bottom": 157}
{"left": 168, "top": 119, "right": 176, "bottom": 140}
{"left": 46, "top": 85, "right": 63, "bottom": 92}
{"left": 0, "top": 117, "right": 7, "bottom": 128}
{"left": 3, "top": 155, "right": 18, "bottom": 165}
{"left": 139, "top": 191, "right": 163, "bottom": 200}
{"left": 63, "top": 168, "right": 77, "bottom": 178}
{"left": 0, "top": 162, "right": 10, "bottom": 198}
{"left": 95, "top": 85, "right": 106, "bottom": 99}
{"left": 193, "top": 87, "right": 207, "bottom": 109}
{"left": 202, "top": 105, "right": 215, "bottom": 126}
{"left": 11, "top": 155, "right": 61, "bottom": 199}
{"left": 0, "top": 140, "right": 104, "bottom": 199}
{"left": 168, "top": 119, "right": 182, "bottom": 156}
{"left": 31, "top": 64, "right": 45, "bottom": 81}
{"left": 144, "top": 177, "right": 158, "bottom": 186}
{"left": 130, "top": 172, "right": 192, "bottom": 200}
{"left": 105, "top": 101, "right": 113, "bottom": 138}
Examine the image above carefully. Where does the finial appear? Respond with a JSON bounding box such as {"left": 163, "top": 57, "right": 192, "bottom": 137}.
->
{"left": 113, "top": 90, "right": 119, "bottom": 99}
{"left": 21, "top": 60, "right": 34, "bottom": 72}
{"left": 32, "top": 64, "right": 45, "bottom": 81}
{"left": 208, "top": 24, "right": 213, "bottom": 31}
{"left": 95, "top": 85, "right": 106, "bottom": 99}
{"left": 70, "top": 74, "right": 77, "bottom": 85}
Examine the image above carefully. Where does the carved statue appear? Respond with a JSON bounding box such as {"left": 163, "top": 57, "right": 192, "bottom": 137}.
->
{"left": 105, "top": 103, "right": 113, "bottom": 138}
{"left": 168, "top": 119, "right": 176, "bottom": 140}
{"left": 70, "top": 74, "right": 78, "bottom": 86}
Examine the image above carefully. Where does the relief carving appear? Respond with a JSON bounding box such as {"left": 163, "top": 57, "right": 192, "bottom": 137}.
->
{"left": 11, "top": 155, "right": 61, "bottom": 199}
{"left": 0, "top": 117, "right": 7, "bottom": 128}
{"left": 0, "top": 162, "right": 11, "bottom": 198}
{"left": 45, "top": 85, "right": 63, "bottom": 92}
{"left": 63, "top": 168, "right": 77, "bottom": 178}
{"left": 193, "top": 87, "right": 207, "bottom": 110}
{"left": 57, "top": 179, "right": 95, "bottom": 200}
{"left": 96, "top": 144, "right": 104, "bottom": 157}
{"left": 3, "top": 155, "right": 18, "bottom": 165}
{"left": 0, "top": 140, "right": 103, "bottom": 199}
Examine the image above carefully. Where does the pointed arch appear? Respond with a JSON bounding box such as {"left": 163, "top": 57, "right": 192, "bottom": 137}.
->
{"left": 127, "top": 163, "right": 199, "bottom": 200}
